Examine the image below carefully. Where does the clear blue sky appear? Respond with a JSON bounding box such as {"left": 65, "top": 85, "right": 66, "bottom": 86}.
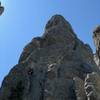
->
{"left": 0, "top": 0, "right": 100, "bottom": 86}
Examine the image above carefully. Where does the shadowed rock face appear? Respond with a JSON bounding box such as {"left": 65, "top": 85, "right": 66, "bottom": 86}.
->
{"left": 0, "top": 15, "right": 100, "bottom": 100}
{"left": 0, "top": 2, "right": 4, "bottom": 15}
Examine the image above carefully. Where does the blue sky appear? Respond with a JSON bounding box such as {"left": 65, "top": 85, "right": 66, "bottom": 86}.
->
{"left": 0, "top": 0, "right": 100, "bottom": 86}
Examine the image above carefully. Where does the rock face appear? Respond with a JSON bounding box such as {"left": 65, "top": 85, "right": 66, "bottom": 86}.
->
{"left": 0, "top": 2, "right": 4, "bottom": 15}
{"left": 93, "top": 25, "right": 100, "bottom": 69}
{"left": 85, "top": 72, "right": 100, "bottom": 100}
{"left": 0, "top": 15, "right": 100, "bottom": 100}
{"left": 84, "top": 25, "right": 100, "bottom": 100}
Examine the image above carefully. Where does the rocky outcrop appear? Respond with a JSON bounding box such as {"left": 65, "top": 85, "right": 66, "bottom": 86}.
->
{"left": 93, "top": 25, "right": 100, "bottom": 69}
{"left": 0, "top": 2, "right": 4, "bottom": 15}
{"left": 0, "top": 15, "right": 100, "bottom": 100}
{"left": 83, "top": 25, "right": 100, "bottom": 100}
{"left": 85, "top": 72, "right": 100, "bottom": 100}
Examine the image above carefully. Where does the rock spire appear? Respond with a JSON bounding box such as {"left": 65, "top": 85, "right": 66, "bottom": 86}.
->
{"left": 0, "top": 15, "right": 100, "bottom": 100}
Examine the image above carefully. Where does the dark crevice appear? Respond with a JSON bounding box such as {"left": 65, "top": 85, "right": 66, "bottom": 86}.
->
{"left": 73, "top": 40, "right": 78, "bottom": 50}
{"left": 57, "top": 67, "right": 61, "bottom": 78}
{"left": 39, "top": 73, "right": 47, "bottom": 100}
{"left": 8, "top": 81, "right": 24, "bottom": 100}
{"left": 27, "top": 68, "right": 34, "bottom": 93}
{"left": 27, "top": 68, "right": 34, "bottom": 76}
{"left": 69, "top": 84, "right": 77, "bottom": 100}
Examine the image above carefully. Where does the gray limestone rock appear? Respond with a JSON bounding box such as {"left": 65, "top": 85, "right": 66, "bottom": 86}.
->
{"left": 84, "top": 72, "right": 100, "bottom": 100}
{"left": 74, "top": 77, "right": 87, "bottom": 100}
{"left": 84, "top": 25, "right": 100, "bottom": 100}
{"left": 93, "top": 25, "right": 100, "bottom": 69}
{"left": 0, "top": 15, "right": 100, "bottom": 100}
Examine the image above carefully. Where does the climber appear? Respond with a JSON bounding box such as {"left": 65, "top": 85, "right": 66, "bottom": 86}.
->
{"left": 0, "top": 1, "right": 4, "bottom": 15}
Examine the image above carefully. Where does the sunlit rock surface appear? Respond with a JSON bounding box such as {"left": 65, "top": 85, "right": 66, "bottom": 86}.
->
{"left": 83, "top": 25, "right": 100, "bottom": 100}
{"left": 85, "top": 72, "right": 100, "bottom": 100}
{"left": 93, "top": 25, "right": 100, "bottom": 69}
{"left": 0, "top": 15, "right": 100, "bottom": 100}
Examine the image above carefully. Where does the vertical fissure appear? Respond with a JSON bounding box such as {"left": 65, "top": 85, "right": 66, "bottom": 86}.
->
{"left": 8, "top": 81, "right": 24, "bottom": 100}
{"left": 39, "top": 72, "right": 47, "bottom": 100}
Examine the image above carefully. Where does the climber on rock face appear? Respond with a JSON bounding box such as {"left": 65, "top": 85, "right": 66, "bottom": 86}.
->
{"left": 0, "top": 1, "right": 4, "bottom": 15}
